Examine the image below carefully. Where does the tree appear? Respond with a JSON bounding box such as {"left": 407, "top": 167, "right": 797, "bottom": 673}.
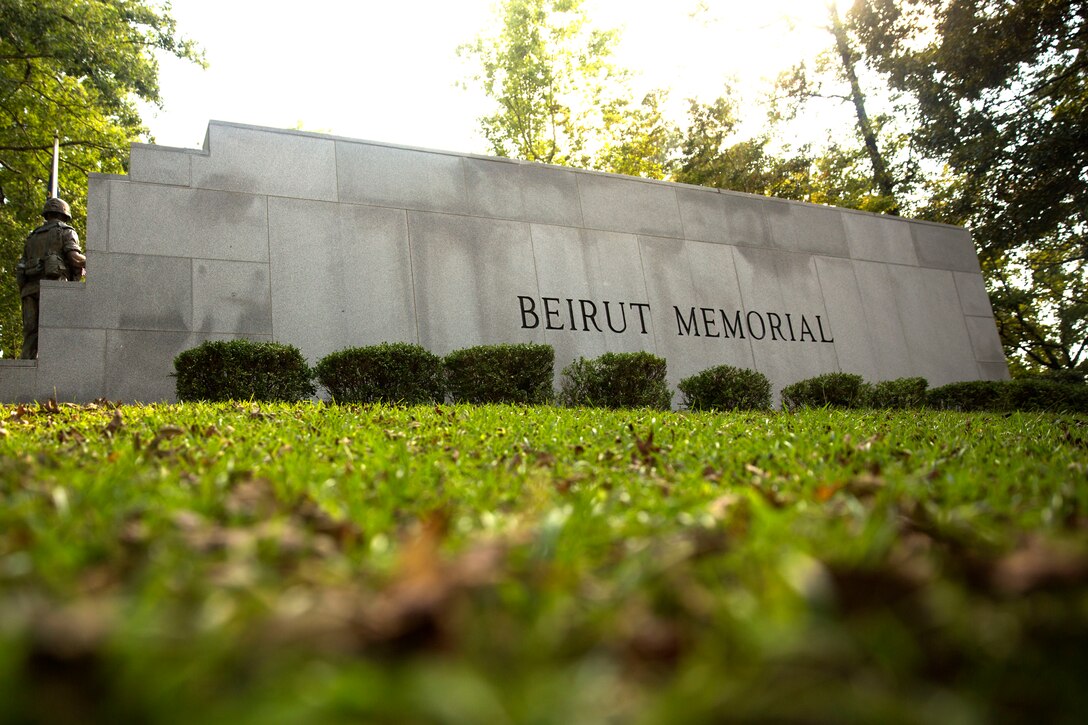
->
{"left": 672, "top": 91, "right": 898, "bottom": 211}
{"left": 0, "top": 0, "right": 203, "bottom": 357}
{"left": 852, "top": 0, "right": 1088, "bottom": 373}
{"left": 767, "top": 2, "right": 920, "bottom": 215}
{"left": 672, "top": 94, "right": 806, "bottom": 197}
{"left": 458, "top": 0, "right": 625, "bottom": 168}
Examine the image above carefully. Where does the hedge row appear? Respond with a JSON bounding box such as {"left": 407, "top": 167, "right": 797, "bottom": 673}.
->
{"left": 780, "top": 373, "right": 1087, "bottom": 413}
{"left": 175, "top": 341, "right": 555, "bottom": 405}
{"left": 173, "top": 339, "right": 1086, "bottom": 413}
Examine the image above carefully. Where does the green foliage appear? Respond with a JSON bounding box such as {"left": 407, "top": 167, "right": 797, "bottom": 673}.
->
{"left": 1021, "top": 368, "right": 1087, "bottom": 386}
{"left": 677, "top": 364, "right": 771, "bottom": 412}
{"left": 780, "top": 372, "right": 867, "bottom": 411}
{"left": 559, "top": 351, "right": 672, "bottom": 409}
{"left": 852, "top": 0, "right": 1088, "bottom": 373}
{"left": 0, "top": 0, "right": 204, "bottom": 357}
{"left": 173, "top": 340, "right": 314, "bottom": 402}
{"left": 459, "top": 0, "right": 683, "bottom": 180}
{"left": 672, "top": 94, "right": 806, "bottom": 197}
{"left": 314, "top": 343, "right": 444, "bottom": 405}
{"left": 443, "top": 343, "right": 554, "bottom": 404}
{"left": 928, "top": 379, "right": 1088, "bottom": 413}
{"left": 863, "top": 376, "right": 928, "bottom": 409}
{"left": 458, "top": 0, "right": 625, "bottom": 168}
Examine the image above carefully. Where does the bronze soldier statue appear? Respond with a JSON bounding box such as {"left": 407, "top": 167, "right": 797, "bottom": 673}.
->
{"left": 15, "top": 197, "right": 86, "bottom": 359}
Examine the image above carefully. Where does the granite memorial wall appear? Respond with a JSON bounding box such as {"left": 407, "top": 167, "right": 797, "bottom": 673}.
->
{"left": 0, "top": 121, "right": 1008, "bottom": 404}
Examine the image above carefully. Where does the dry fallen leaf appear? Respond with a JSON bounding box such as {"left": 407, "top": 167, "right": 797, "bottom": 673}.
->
{"left": 102, "top": 409, "right": 123, "bottom": 438}
{"left": 991, "top": 536, "right": 1088, "bottom": 595}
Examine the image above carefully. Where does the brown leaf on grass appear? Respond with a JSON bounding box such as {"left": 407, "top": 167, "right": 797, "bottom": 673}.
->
{"left": 826, "top": 562, "right": 929, "bottom": 616}
{"left": 815, "top": 483, "right": 843, "bottom": 502}
{"left": 224, "top": 478, "right": 279, "bottom": 519}
{"left": 102, "top": 409, "right": 123, "bottom": 438}
{"left": 119, "top": 514, "right": 150, "bottom": 547}
{"left": 707, "top": 493, "right": 741, "bottom": 520}
{"left": 991, "top": 536, "right": 1088, "bottom": 595}
{"left": 172, "top": 509, "right": 242, "bottom": 553}
{"left": 293, "top": 496, "right": 361, "bottom": 550}
{"left": 630, "top": 427, "right": 661, "bottom": 466}
{"left": 172, "top": 509, "right": 205, "bottom": 532}
{"left": 30, "top": 598, "right": 117, "bottom": 661}
{"left": 148, "top": 425, "right": 185, "bottom": 450}
{"left": 24, "top": 599, "right": 114, "bottom": 725}
{"left": 844, "top": 473, "right": 885, "bottom": 499}
{"left": 701, "top": 466, "right": 721, "bottom": 482}
{"left": 361, "top": 511, "right": 508, "bottom": 649}
{"left": 744, "top": 463, "right": 767, "bottom": 479}
{"left": 40, "top": 397, "right": 60, "bottom": 415}
{"left": 617, "top": 604, "right": 687, "bottom": 671}
{"left": 56, "top": 428, "right": 86, "bottom": 445}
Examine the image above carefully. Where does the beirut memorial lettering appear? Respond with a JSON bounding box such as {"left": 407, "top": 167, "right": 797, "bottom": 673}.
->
{"left": 0, "top": 121, "right": 1008, "bottom": 404}
{"left": 517, "top": 296, "right": 833, "bottom": 344}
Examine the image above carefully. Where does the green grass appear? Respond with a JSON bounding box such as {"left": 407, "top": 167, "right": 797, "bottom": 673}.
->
{"left": 1, "top": 401, "right": 1086, "bottom": 723}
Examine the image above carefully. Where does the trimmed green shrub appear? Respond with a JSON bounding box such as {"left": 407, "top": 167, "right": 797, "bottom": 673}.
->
{"left": 314, "top": 343, "right": 444, "bottom": 405}
{"left": 1021, "top": 368, "right": 1086, "bottom": 386}
{"left": 780, "top": 372, "right": 867, "bottom": 411}
{"left": 174, "top": 339, "right": 314, "bottom": 402}
{"left": 998, "top": 379, "right": 1087, "bottom": 413}
{"left": 925, "top": 380, "right": 1002, "bottom": 411}
{"left": 864, "top": 376, "right": 928, "bottom": 409}
{"left": 678, "top": 364, "right": 771, "bottom": 411}
{"left": 444, "top": 343, "right": 554, "bottom": 404}
{"left": 559, "top": 352, "right": 672, "bottom": 410}
{"left": 928, "top": 379, "right": 1088, "bottom": 413}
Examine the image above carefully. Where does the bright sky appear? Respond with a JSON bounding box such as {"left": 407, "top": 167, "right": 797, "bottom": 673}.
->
{"left": 141, "top": 0, "right": 836, "bottom": 154}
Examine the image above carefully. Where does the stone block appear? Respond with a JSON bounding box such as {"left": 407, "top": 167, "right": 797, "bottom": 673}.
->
{"left": 842, "top": 212, "right": 918, "bottom": 266}
{"left": 731, "top": 246, "right": 841, "bottom": 401}
{"left": 463, "top": 157, "right": 524, "bottom": 221}
{"left": 529, "top": 225, "right": 656, "bottom": 383}
{"left": 0, "top": 360, "right": 38, "bottom": 404}
{"left": 462, "top": 159, "right": 585, "bottom": 228}
{"left": 192, "top": 259, "right": 272, "bottom": 335}
{"left": 850, "top": 262, "right": 917, "bottom": 381}
{"left": 191, "top": 124, "right": 337, "bottom": 201}
{"left": 578, "top": 174, "right": 684, "bottom": 238}
{"left": 86, "top": 175, "right": 111, "bottom": 252}
{"left": 103, "top": 330, "right": 184, "bottom": 403}
{"left": 409, "top": 211, "right": 543, "bottom": 355}
{"left": 814, "top": 256, "right": 880, "bottom": 382}
{"left": 268, "top": 198, "right": 417, "bottom": 363}
{"left": 129, "top": 144, "right": 192, "bottom": 186}
{"left": 638, "top": 236, "right": 755, "bottom": 392}
{"left": 36, "top": 327, "right": 107, "bottom": 402}
{"left": 675, "top": 188, "right": 770, "bottom": 247}
{"left": 954, "top": 271, "right": 994, "bottom": 318}
{"left": 888, "top": 266, "right": 978, "bottom": 385}
{"left": 978, "top": 360, "right": 1011, "bottom": 380}
{"left": 53, "top": 253, "right": 192, "bottom": 332}
{"left": 109, "top": 182, "right": 268, "bottom": 262}
{"left": 520, "top": 164, "right": 584, "bottom": 227}
{"left": 965, "top": 315, "right": 1006, "bottom": 363}
{"left": 337, "top": 142, "right": 468, "bottom": 214}
{"left": 763, "top": 200, "right": 850, "bottom": 257}
{"left": 913, "top": 223, "right": 981, "bottom": 273}
{"left": 38, "top": 280, "right": 91, "bottom": 330}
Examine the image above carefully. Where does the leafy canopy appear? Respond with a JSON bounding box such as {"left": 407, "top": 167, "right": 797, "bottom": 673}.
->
{"left": 852, "top": 0, "right": 1087, "bottom": 373}
{"left": 0, "top": 0, "right": 203, "bottom": 357}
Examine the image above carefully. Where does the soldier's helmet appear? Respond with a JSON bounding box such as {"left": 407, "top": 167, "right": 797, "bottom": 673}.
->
{"left": 42, "top": 197, "right": 72, "bottom": 221}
